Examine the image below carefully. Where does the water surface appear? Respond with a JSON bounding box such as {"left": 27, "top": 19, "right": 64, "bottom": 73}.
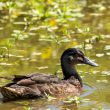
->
{"left": 0, "top": 0, "right": 110, "bottom": 110}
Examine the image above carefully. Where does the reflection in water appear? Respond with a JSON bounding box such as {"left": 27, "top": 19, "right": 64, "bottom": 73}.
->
{"left": 81, "top": 84, "right": 96, "bottom": 98}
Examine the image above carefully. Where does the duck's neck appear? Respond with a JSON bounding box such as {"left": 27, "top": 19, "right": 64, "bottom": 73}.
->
{"left": 61, "top": 60, "right": 83, "bottom": 87}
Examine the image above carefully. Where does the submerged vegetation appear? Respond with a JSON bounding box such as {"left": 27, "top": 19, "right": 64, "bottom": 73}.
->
{"left": 0, "top": 0, "right": 109, "bottom": 50}
{"left": 0, "top": 0, "right": 110, "bottom": 110}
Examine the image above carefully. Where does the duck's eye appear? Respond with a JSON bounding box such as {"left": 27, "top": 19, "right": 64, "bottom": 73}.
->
{"left": 77, "top": 57, "right": 84, "bottom": 62}
{"left": 68, "top": 56, "right": 74, "bottom": 61}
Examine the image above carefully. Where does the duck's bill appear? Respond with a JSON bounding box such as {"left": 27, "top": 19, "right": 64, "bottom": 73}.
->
{"left": 83, "top": 57, "right": 98, "bottom": 67}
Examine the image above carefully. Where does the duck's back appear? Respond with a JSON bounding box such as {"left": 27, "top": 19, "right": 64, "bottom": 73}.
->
{"left": 0, "top": 73, "right": 81, "bottom": 101}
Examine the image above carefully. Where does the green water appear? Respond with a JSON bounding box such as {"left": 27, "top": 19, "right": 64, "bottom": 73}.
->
{"left": 0, "top": 0, "right": 110, "bottom": 110}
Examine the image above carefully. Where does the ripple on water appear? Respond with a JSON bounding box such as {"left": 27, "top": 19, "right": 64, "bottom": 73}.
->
{"left": 81, "top": 84, "right": 96, "bottom": 98}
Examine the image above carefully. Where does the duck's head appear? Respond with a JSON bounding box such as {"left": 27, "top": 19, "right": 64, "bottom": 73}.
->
{"left": 61, "top": 48, "right": 98, "bottom": 86}
{"left": 61, "top": 48, "right": 98, "bottom": 67}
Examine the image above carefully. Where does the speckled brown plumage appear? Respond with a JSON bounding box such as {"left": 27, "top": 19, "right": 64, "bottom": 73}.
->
{"left": 0, "top": 48, "right": 98, "bottom": 101}
{"left": 0, "top": 74, "right": 81, "bottom": 101}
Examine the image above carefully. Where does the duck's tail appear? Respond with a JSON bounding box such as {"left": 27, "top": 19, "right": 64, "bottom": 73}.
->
{"left": 0, "top": 85, "right": 42, "bottom": 102}
{"left": 0, "top": 87, "right": 21, "bottom": 102}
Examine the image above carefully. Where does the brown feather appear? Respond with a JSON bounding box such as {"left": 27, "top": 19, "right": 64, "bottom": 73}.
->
{"left": 0, "top": 74, "right": 82, "bottom": 101}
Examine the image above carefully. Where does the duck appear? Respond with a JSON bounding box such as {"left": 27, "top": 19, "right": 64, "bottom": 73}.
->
{"left": 0, "top": 48, "right": 98, "bottom": 101}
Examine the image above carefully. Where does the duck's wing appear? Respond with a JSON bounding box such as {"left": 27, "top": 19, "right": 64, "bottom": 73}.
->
{"left": 30, "top": 74, "right": 61, "bottom": 83}
{"left": 0, "top": 84, "right": 42, "bottom": 102}
{"left": 12, "top": 75, "right": 29, "bottom": 82}
{"left": 11, "top": 74, "right": 61, "bottom": 86}
{"left": 0, "top": 74, "right": 61, "bottom": 101}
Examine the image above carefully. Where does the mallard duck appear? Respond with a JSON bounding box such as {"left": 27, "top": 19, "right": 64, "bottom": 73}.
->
{"left": 0, "top": 48, "right": 98, "bottom": 101}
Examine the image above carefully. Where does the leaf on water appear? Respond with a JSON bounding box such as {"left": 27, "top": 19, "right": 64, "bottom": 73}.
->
{"left": 28, "top": 32, "right": 36, "bottom": 36}
{"left": 81, "top": 98, "right": 90, "bottom": 103}
{"left": 30, "top": 26, "right": 47, "bottom": 31}
{"left": 6, "top": 54, "right": 16, "bottom": 57}
{"left": 21, "top": 57, "right": 30, "bottom": 61}
{"left": 13, "top": 30, "right": 21, "bottom": 33}
{"left": 13, "top": 22, "right": 26, "bottom": 25}
{"left": 72, "top": 13, "right": 84, "bottom": 18}
{"left": 12, "top": 30, "right": 29, "bottom": 40}
{"left": 37, "top": 66, "right": 48, "bottom": 70}
{"left": 104, "top": 35, "right": 110, "bottom": 38}
{"left": 96, "top": 53, "right": 104, "bottom": 57}
{"left": 93, "top": 71, "right": 100, "bottom": 74}
{"left": 59, "top": 38, "right": 71, "bottom": 43}
{"left": 85, "top": 39, "right": 90, "bottom": 43}
{"left": 47, "top": 26, "right": 58, "bottom": 32}
{"left": 84, "top": 27, "right": 90, "bottom": 32}
{"left": 0, "top": 62, "right": 13, "bottom": 66}
{"left": 23, "top": 106, "right": 32, "bottom": 110}
{"left": 85, "top": 44, "right": 93, "bottom": 50}
{"left": 31, "top": 52, "right": 42, "bottom": 56}
{"left": 106, "top": 52, "right": 110, "bottom": 56}
{"left": 97, "top": 80, "right": 108, "bottom": 83}
{"left": 63, "top": 96, "right": 90, "bottom": 105}
{"left": 16, "top": 100, "right": 32, "bottom": 110}
{"left": 15, "top": 55, "right": 24, "bottom": 58}
{"left": 30, "top": 59, "right": 37, "bottom": 62}
{"left": 104, "top": 45, "right": 110, "bottom": 50}
{"left": 63, "top": 96, "right": 81, "bottom": 104}
{"left": 30, "top": 27, "right": 39, "bottom": 31}
{"left": 39, "top": 38, "right": 53, "bottom": 42}
{"left": 101, "top": 71, "right": 110, "bottom": 76}
{"left": 44, "top": 92, "right": 56, "bottom": 101}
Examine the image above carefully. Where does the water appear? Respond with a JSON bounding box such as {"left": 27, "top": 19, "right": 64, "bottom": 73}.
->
{"left": 0, "top": 0, "right": 110, "bottom": 109}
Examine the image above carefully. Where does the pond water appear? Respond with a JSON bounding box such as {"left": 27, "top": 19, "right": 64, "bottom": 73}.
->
{"left": 0, "top": 0, "right": 110, "bottom": 110}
